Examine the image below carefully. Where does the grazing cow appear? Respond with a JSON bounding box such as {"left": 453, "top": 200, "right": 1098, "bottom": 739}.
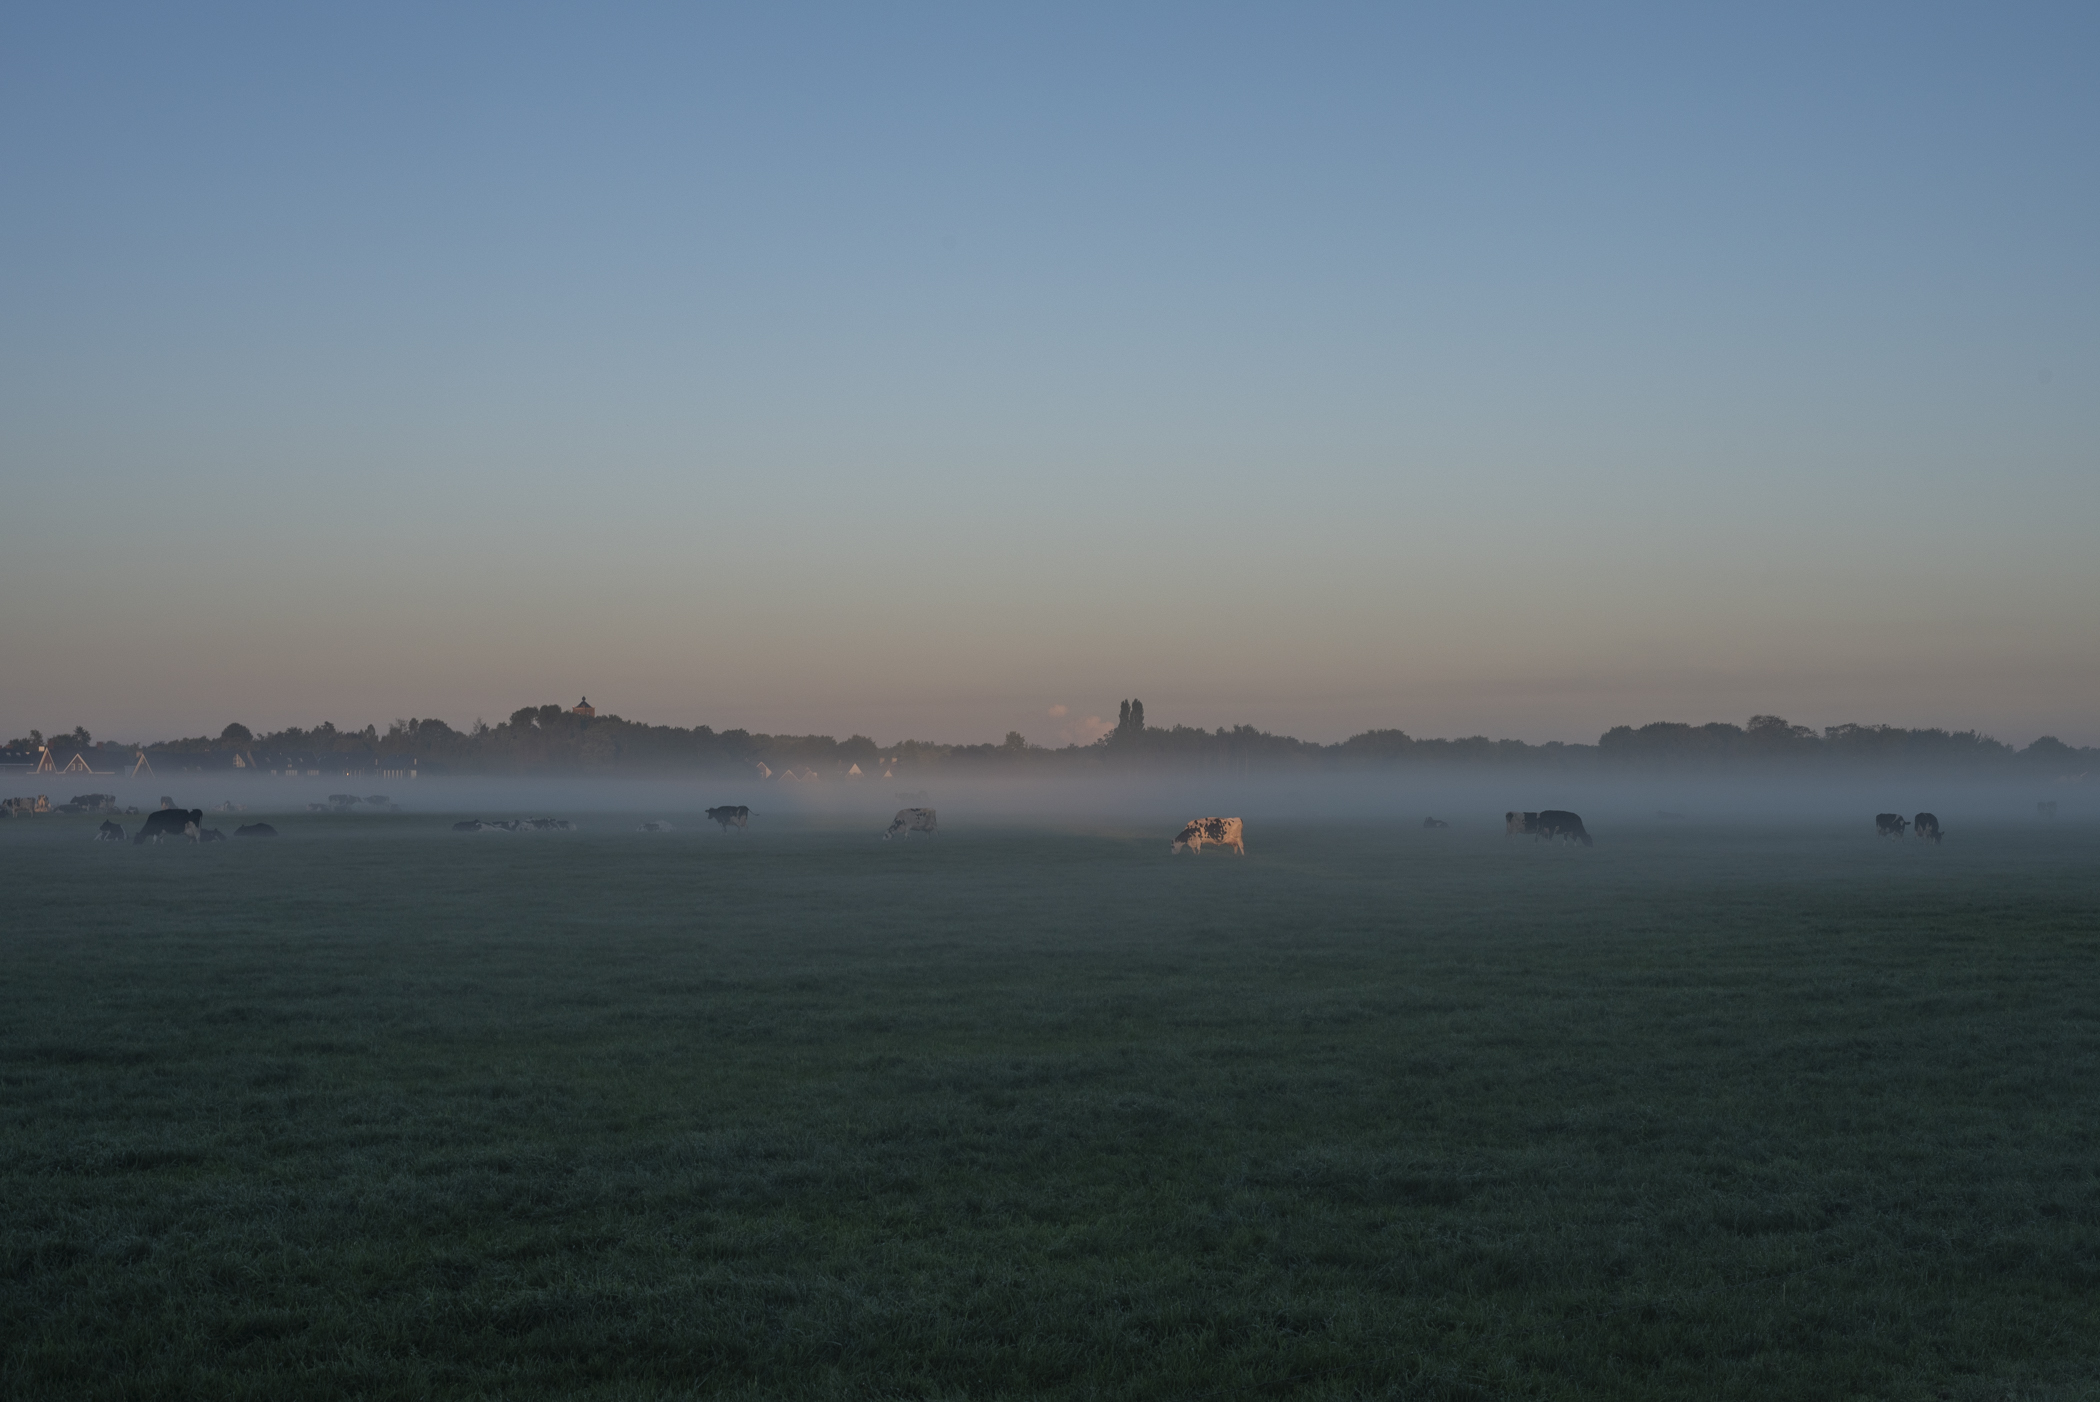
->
{"left": 1875, "top": 813, "right": 1908, "bottom": 837}
{"left": 199, "top": 828, "right": 226, "bottom": 843}
{"left": 96, "top": 820, "right": 124, "bottom": 842}
{"left": 705, "top": 805, "right": 750, "bottom": 831}
{"left": 133, "top": 808, "right": 204, "bottom": 844}
{"left": 1171, "top": 817, "right": 1245, "bottom": 855}
{"left": 234, "top": 823, "right": 278, "bottom": 838}
{"left": 886, "top": 807, "right": 939, "bottom": 840}
{"left": 1507, "top": 810, "right": 1593, "bottom": 846}
{"left": 1536, "top": 810, "right": 1593, "bottom": 846}
{"left": 1913, "top": 812, "right": 1942, "bottom": 844}
{"left": 1422, "top": 817, "right": 1448, "bottom": 829}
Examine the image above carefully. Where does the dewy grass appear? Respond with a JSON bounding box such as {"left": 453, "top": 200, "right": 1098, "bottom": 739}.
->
{"left": 3, "top": 815, "right": 2097, "bottom": 1399}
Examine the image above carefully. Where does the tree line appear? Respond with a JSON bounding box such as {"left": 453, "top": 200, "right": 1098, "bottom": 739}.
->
{"left": 10, "top": 703, "right": 2078, "bottom": 779}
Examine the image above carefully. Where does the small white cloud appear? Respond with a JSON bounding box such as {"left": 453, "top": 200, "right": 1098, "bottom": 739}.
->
{"left": 1051, "top": 713, "right": 1113, "bottom": 745}
{"left": 1047, "top": 703, "right": 1069, "bottom": 718}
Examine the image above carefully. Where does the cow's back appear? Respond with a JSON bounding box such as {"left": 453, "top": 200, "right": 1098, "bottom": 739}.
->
{"left": 1537, "top": 810, "right": 1593, "bottom": 846}
{"left": 133, "top": 808, "right": 203, "bottom": 844}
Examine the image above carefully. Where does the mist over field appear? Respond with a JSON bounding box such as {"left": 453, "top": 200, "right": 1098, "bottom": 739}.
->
{"left": 6, "top": 4, "right": 2098, "bottom": 1396}
{"left": 35, "top": 764, "right": 2089, "bottom": 834}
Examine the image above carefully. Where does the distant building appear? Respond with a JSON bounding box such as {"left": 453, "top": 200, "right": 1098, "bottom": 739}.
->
{"left": 572, "top": 697, "right": 596, "bottom": 718}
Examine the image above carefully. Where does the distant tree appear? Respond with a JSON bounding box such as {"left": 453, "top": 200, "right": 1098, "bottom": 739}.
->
{"left": 1745, "top": 715, "right": 1815, "bottom": 744}
{"left": 1336, "top": 729, "right": 1416, "bottom": 761}
{"left": 1003, "top": 731, "right": 1028, "bottom": 752}
{"left": 1119, "top": 700, "right": 1131, "bottom": 731}
{"left": 68, "top": 725, "right": 92, "bottom": 749}
{"left": 220, "top": 723, "right": 253, "bottom": 745}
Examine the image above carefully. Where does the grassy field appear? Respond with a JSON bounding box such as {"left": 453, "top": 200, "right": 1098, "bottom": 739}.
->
{"left": 3, "top": 811, "right": 2098, "bottom": 1400}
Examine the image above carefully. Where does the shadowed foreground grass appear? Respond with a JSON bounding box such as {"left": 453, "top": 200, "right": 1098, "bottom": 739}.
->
{"left": 3, "top": 815, "right": 2098, "bottom": 1399}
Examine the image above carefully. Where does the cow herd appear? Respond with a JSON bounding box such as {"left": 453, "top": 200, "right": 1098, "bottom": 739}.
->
{"left": 78, "top": 801, "right": 1960, "bottom": 853}
{"left": 1876, "top": 812, "right": 1944, "bottom": 843}
{"left": 92, "top": 808, "right": 281, "bottom": 844}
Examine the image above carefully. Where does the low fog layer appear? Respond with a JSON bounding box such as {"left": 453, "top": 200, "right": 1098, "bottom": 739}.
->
{"left": 25, "top": 769, "right": 2086, "bottom": 834}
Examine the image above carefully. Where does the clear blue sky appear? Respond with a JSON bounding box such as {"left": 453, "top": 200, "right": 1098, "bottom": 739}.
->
{"left": 4, "top": 3, "right": 2096, "bottom": 746}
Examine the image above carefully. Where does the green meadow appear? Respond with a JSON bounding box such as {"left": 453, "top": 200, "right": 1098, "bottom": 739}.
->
{"left": 3, "top": 812, "right": 2097, "bottom": 1399}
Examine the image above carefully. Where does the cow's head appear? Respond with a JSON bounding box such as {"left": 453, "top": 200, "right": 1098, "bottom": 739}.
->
{"left": 1171, "top": 822, "right": 1203, "bottom": 853}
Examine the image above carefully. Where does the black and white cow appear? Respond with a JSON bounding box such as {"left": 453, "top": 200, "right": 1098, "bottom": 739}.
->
{"left": 1875, "top": 813, "right": 1908, "bottom": 837}
{"left": 1913, "top": 812, "right": 1942, "bottom": 844}
{"left": 134, "top": 808, "right": 204, "bottom": 844}
{"left": 705, "top": 805, "right": 750, "bottom": 831}
{"left": 96, "top": 820, "right": 124, "bottom": 842}
{"left": 1171, "top": 817, "right": 1244, "bottom": 855}
{"left": 886, "top": 807, "right": 938, "bottom": 840}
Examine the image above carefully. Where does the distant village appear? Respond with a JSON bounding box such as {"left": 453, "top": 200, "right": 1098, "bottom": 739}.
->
{"left": 4, "top": 698, "right": 2096, "bottom": 800}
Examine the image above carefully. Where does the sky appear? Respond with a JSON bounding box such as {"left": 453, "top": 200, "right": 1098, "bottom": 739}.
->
{"left": 3, "top": 3, "right": 2096, "bottom": 748}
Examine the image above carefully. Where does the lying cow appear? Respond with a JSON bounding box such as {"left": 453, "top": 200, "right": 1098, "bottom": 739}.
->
{"left": 234, "top": 823, "right": 278, "bottom": 838}
{"left": 640, "top": 821, "right": 673, "bottom": 832}
{"left": 199, "top": 828, "right": 226, "bottom": 843}
{"left": 705, "top": 805, "right": 750, "bottom": 831}
{"left": 96, "top": 820, "right": 124, "bottom": 842}
{"left": 133, "top": 808, "right": 204, "bottom": 844}
{"left": 886, "top": 807, "right": 938, "bottom": 840}
{"left": 1875, "top": 813, "right": 1908, "bottom": 837}
{"left": 1913, "top": 812, "right": 1942, "bottom": 844}
{"left": 1422, "top": 817, "right": 1448, "bottom": 829}
{"left": 1171, "top": 817, "right": 1245, "bottom": 855}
